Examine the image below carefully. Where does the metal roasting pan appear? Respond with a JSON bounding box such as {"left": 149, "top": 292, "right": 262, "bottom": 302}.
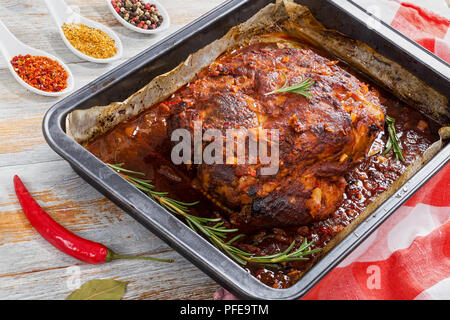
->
{"left": 43, "top": 0, "right": 450, "bottom": 300}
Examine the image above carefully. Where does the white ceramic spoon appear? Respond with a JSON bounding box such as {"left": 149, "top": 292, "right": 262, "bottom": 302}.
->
{"left": 106, "top": 0, "right": 170, "bottom": 34}
{"left": 45, "top": 0, "right": 123, "bottom": 63}
{"left": 0, "top": 19, "right": 74, "bottom": 97}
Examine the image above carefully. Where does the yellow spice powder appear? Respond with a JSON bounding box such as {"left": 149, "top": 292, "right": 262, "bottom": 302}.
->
{"left": 62, "top": 23, "right": 118, "bottom": 59}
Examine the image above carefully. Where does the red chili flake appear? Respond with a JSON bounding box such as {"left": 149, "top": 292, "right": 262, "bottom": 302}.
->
{"left": 10, "top": 54, "right": 68, "bottom": 93}
{"left": 165, "top": 100, "right": 181, "bottom": 106}
{"left": 319, "top": 227, "right": 330, "bottom": 233}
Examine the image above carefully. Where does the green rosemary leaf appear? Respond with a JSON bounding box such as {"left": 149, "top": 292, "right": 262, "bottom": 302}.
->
{"left": 265, "top": 73, "right": 315, "bottom": 99}
{"left": 295, "top": 238, "right": 312, "bottom": 253}
{"left": 227, "top": 234, "right": 246, "bottom": 245}
{"left": 381, "top": 137, "right": 392, "bottom": 155}
{"left": 207, "top": 226, "right": 237, "bottom": 234}
{"left": 171, "top": 199, "right": 200, "bottom": 206}
{"left": 226, "top": 250, "right": 248, "bottom": 265}
{"left": 382, "top": 115, "right": 405, "bottom": 161}
{"left": 186, "top": 218, "right": 197, "bottom": 232}
{"left": 108, "top": 163, "right": 146, "bottom": 176}
{"left": 282, "top": 257, "right": 309, "bottom": 262}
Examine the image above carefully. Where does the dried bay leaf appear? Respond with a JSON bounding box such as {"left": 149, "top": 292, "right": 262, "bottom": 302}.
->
{"left": 66, "top": 279, "right": 128, "bottom": 300}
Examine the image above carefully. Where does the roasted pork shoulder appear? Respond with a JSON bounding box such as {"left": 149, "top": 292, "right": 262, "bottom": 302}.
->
{"left": 167, "top": 41, "right": 385, "bottom": 229}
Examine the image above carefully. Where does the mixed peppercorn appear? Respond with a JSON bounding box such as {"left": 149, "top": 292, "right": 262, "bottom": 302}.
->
{"left": 13, "top": 175, "right": 173, "bottom": 264}
{"left": 11, "top": 55, "right": 68, "bottom": 92}
{"left": 111, "top": 0, "right": 163, "bottom": 30}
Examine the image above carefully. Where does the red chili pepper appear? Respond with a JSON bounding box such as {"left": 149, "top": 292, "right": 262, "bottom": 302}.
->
{"left": 13, "top": 175, "right": 173, "bottom": 264}
{"left": 319, "top": 227, "right": 329, "bottom": 234}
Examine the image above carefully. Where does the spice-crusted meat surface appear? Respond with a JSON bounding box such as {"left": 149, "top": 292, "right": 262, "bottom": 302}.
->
{"left": 166, "top": 41, "right": 384, "bottom": 229}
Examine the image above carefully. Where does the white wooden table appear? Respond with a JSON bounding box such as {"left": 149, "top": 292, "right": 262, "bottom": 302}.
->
{"left": 0, "top": 0, "right": 225, "bottom": 300}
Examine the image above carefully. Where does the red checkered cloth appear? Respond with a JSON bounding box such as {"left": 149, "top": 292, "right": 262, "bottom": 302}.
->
{"left": 214, "top": 1, "right": 450, "bottom": 300}
{"left": 301, "top": 164, "right": 450, "bottom": 300}
{"left": 391, "top": 1, "right": 450, "bottom": 63}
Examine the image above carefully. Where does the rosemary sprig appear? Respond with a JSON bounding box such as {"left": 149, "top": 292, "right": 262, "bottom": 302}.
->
{"left": 382, "top": 115, "right": 405, "bottom": 162}
{"left": 265, "top": 72, "right": 315, "bottom": 99}
{"left": 108, "top": 163, "right": 320, "bottom": 266}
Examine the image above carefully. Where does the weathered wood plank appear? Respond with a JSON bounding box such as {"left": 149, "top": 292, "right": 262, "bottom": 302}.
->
{"left": 0, "top": 0, "right": 225, "bottom": 300}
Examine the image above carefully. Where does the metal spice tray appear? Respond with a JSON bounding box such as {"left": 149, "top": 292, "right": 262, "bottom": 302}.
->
{"left": 43, "top": 0, "right": 450, "bottom": 299}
